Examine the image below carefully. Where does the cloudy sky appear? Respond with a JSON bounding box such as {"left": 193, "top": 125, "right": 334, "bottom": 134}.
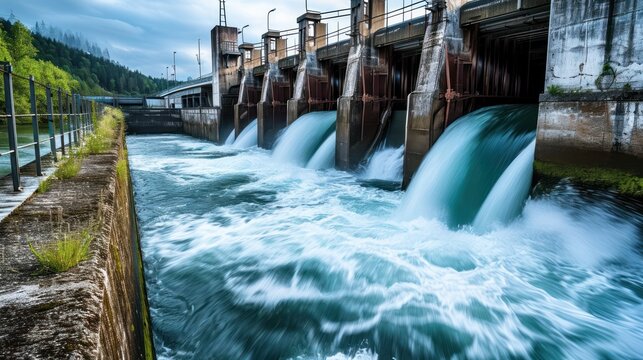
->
{"left": 3, "top": 0, "right": 413, "bottom": 80}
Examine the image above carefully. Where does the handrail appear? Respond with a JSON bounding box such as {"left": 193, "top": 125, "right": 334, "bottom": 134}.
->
{"left": 1, "top": 62, "right": 104, "bottom": 192}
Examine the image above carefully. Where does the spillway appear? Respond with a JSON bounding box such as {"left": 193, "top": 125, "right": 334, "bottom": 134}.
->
{"left": 307, "top": 131, "right": 336, "bottom": 170}
{"left": 233, "top": 119, "right": 258, "bottom": 148}
{"left": 401, "top": 104, "right": 538, "bottom": 228}
{"left": 362, "top": 145, "right": 404, "bottom": 182}
{"left": 128, "top": 132, "right": 643, "bottom": 359}
{"left": 272, "top": 111, "right": 336, "bottom": 166}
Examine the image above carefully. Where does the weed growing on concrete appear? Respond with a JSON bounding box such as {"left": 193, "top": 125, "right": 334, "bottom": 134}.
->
{"left": 547, "top": 85, "right": 564, "bottom": 96}
{"left": 82, "top": 107, "right": 123, "bottom": 155}
{"left": 29, "top": 229, "right": 93, "bottom": 273}
{"left": 116, "top": 159, "right": 128, "bottom": 183}
{"left": 54, "top": 155, "right": 82, "bottom": 179}
{"left": 37, "top": 178, "right": 52, "bottom": 193}
{"left": 623, "top": 83, "right": 632, "bottom": 92}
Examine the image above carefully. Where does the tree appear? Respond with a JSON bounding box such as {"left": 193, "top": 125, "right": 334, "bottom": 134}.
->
{"left": 8, "top": 21, "right": 37, "bottom": 62}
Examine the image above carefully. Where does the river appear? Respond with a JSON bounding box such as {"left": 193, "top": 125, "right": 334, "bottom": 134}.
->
{"left": 128, "top": 133, "right": 642, "bottom": 359}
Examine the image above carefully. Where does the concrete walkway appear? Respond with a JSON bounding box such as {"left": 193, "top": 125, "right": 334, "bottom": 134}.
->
{"left": 0, "top": 158, "right": 56, "bottom": 222}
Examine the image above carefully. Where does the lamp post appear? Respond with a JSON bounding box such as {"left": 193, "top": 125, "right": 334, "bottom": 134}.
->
{"left": 267, "top": 8, "right": 276, "bottom": 31}
{"left": 173, "top": 51, "right": 177, "bottom": 84}
{"left": 239, "top": 24, "right": 249, "bottom": 43}
{"left": 196, "top": 39, "right": 202, "bottom": 78}
{"left": 166, "top": 66, "right": 169, "bottom": 88}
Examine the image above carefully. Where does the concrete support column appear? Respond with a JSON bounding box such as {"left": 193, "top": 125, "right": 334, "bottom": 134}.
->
{"left": 208, "top": 25, "right": 242, "bottom": 142}
{"left": 336, "top": 0, "right": 387, "bottom": 171}
{"left": 257, "top": 31, "right": 287, "bottom": 149}
{"left": 402, "top": 5, "right": 448, "bottom": 187}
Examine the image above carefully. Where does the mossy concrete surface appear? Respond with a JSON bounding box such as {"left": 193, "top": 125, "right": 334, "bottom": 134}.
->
{"left": 0, "top": 128, "right": 154, "bottom": 358}
{"left": 534, "top": 160, "right": 643, "bottom": 197}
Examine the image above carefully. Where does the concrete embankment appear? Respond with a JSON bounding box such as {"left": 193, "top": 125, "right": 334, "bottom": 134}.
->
{"left": 0, "top": 125, "right": 153, "bottom": 358}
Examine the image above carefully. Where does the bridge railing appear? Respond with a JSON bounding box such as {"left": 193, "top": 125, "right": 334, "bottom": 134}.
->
{"left": 0, "top": 62, "right": 104, "bottom": 192}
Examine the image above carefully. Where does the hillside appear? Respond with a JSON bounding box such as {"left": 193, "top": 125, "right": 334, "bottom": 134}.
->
{"left": 1, "top": 18, "right": 166, "bottom": 97}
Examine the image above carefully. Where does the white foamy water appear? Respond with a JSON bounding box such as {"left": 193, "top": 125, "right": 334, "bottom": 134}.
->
{"left": 128, "top": 134, "right": 643, "bottom": 360}
{"left": 362, "top": 146, "right": 404, "bottom": 182}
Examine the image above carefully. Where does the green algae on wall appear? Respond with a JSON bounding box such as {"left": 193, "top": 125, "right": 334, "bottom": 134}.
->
{"left": 534, "top": 160, "right": 643, "bottom": 197}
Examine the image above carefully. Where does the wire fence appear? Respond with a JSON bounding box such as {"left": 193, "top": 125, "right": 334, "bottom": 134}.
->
{"left": 0, "top": 62, "right": 105, "bottom": 192}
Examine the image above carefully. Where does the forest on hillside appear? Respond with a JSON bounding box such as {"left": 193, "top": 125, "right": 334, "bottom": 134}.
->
{"left": 0, "top": 18, "right": 168, "bottom": 101}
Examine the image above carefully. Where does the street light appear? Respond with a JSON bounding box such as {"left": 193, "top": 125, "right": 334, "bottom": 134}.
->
{"left": 239, "top": 24, "right": 249, "bottom": 43}
{"left": 173, "top": 51, "right": 177, "bottom": 84}
{"left": 267, "top": 8, "right": 276, "bottom": 31}
{"left": 196, "top": 39, "right": 202, "bottom": 78}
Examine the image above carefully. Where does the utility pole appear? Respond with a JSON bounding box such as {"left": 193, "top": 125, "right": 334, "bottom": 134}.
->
{"left": 166, "top": 66, "right": 169, "bottom": 88}
{"left": 196, "top": 39, "right": 202, "bottom": 79}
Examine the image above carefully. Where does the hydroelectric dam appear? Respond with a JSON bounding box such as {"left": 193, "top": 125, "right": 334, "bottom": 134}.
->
{"left": 1, "top": 0, "right": 642, "bottom": 358}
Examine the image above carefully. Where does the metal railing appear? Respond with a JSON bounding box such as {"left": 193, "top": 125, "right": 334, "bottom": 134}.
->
{"left": 0, "top": 62, "right": 104, "bottom": 192}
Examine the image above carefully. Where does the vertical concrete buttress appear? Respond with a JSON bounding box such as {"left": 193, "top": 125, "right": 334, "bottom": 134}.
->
{"left": 286, "top": 12, "right": 327, "bottom": 126}
{"left": 402, "top": 3, "right": 449, "bottom": 188}
{"left": 210, "top": 26, "right": 242, "bottom": 142}
{"left": 336, "top": 0, "right": 387, "bottom": 170}
{"left": 257, "top": 32, "right": 289, "bottom": 148}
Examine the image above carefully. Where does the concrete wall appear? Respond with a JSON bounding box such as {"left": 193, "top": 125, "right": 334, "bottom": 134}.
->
{"left": 536, "top": 0, "right": 643, "bottom": 172}
{"left": 536, "top": 95, "right": 643, "bottom": 174}
{"left": 125, "top": 108, "right": 183, "bottom": 134}
{"left": 182, "top": 108, "right": 220, "bottom": 142}
{"left": 0, "top": 126, "right": 153, "bottom": 358}
{"left": 545, "top": 0, "right": 643, "bottom": 91}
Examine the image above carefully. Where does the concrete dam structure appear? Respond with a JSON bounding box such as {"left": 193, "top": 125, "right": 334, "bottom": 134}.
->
{"left": 2, "top": 0, "right": 641, "bottom": 358}
{"left": 152, "top": 0, "right": 641, "bottom": 189}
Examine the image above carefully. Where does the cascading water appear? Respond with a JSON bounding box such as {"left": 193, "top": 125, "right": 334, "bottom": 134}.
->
{"left": 128, "top": 134, "right": 643, "bottom": 359}
{"left": 272, "top": 111, "right": 336, "bottom": 166}
{"left": 362, "top": 145, "right": 404, "bottom": 182}
{"left": 401, "top": 104, "right": 538, "bottom": 228}
{"left": 307, "top": 131, "right": 336, "bottom": 170}
{"left": 473, "top": 139, "right": 536, "bottom": 231}
{"left": 224, "top": 129, "right": 235, "bottom": 145}
{"left": 232, "top": 119, "right": 257, "bottom": 148}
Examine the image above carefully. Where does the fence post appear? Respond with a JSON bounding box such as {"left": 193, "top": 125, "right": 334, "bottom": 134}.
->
{"left": 2, "top": 62, "right": 21, "bottom": 191}
{"left": 46, "top": 86, "right": 57, "bottom": 162}
{"left": 71, "top": 93, "right": 78, "bottom": 145}
{"left": 78, "top": 95, "right": 87, "bottom": 137}
{"left": 29, "top": 75, "right": 42, "bottom": 176}
{"left": 58, "top": 88, "right": 65, "bottom": 155}
{"left": 67, "top": 93, "right": 73, "bottom": 148}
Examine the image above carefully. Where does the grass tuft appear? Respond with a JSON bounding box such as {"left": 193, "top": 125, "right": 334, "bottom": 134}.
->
{"left": 37, "top": 178, "right": 52, "bottom": 193}
{"left": 547, "top": 84, "right": 564, "bottom": 96}
{"left": 116, "top": 158, "right": 128, "bottom": 183}
{"left": 54, "top": 155, "right": 82, "bottom": 179}
{"left": 29, "top": 229, "right": 93, "bottom": 273}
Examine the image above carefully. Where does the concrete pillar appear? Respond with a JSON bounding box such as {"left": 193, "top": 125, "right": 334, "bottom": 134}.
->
{"left": 256, "top": 31, "right": 288, "bottom": 149}
{"left": 234, "top": 44, "right": 262, "bottom": 138}
{"left": 287, "top": 11, "right": 326, "bottom": 126}
{"left": 208, "top": 26, "right": 242, "bottom": 142}
{"left": 402, "top": 3, "right": 449, "bottom": 188}
{"left": 336, "top": 0, "right": 387, "bottom": 171}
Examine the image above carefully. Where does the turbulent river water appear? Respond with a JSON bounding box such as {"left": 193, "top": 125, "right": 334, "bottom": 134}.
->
{"left": 128, "top": 134, "right": 643, "bottom": 359}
